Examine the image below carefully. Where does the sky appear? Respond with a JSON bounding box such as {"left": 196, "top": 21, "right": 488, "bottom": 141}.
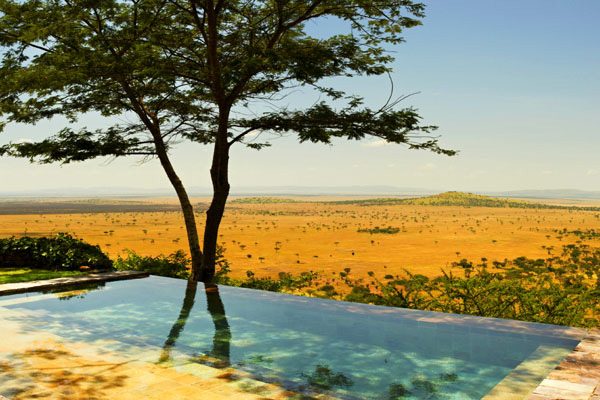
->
{"left": 1, "top": 0, "right": 599, "bottom": 194}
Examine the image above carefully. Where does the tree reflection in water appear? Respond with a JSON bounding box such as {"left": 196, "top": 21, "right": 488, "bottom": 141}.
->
{"left": 205, "top": 283, "right": 232, "bottom": 367}
{"left": 159, "top": 281, "right": 231, "bottom": 367}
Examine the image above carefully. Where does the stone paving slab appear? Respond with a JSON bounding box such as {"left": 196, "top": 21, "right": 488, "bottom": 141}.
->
{"left": 0, "top": 271, "right": 149, "bottom": 296}
{"left": 482, "top": 345, "right": 576, "bottom": 399}
{"left": 527, "top": 330, "right": 600, "bottom": 400}
{"left": 0, "top": 308, "right": 296, "bottom": 400}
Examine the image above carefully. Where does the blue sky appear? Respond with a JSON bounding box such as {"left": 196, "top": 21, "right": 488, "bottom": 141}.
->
{"left": 1, "top": 0, "right": 599, "bottom": 193}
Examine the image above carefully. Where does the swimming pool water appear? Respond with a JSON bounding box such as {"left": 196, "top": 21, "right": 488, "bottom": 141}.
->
{"left": 0, "top": 276, "right": 579, "bottom": 399}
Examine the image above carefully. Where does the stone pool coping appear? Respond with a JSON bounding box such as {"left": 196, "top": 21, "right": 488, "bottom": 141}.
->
{"left": 0, "top": 270, "right": 149, "bottom": 296}
{"left": 0, "top": 273, "right": 598, "bottom": 399}
{"left": 527, "top": 330, "right": 600, "bottom": 400}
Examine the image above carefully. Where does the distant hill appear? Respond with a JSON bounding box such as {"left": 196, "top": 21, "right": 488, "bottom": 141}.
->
{"left": 331, "top": 192, "right": 600, "bottom": 211}
{"left": 398, "top": 192, "right": 531, "bottom": 207}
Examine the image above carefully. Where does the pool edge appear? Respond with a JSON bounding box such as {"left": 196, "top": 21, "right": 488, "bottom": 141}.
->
{"left": 526, "top": 329, "right": 600, "bottom": 400}
{"left": 0, "top": 270, "right": 149, "bottom": 296}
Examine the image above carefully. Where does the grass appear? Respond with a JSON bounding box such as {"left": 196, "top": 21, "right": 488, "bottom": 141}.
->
{"left": 0, "top": 268, "right": 86, "bottom": 285}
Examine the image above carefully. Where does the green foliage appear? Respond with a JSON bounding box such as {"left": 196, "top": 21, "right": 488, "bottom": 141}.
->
{"left": 213, "top": 238, "right": 599, "bottom": 328}
{"left": 556, "top": 228, "right": 600, "bottom": 240}
{"left": 399, "top": 191, "right": 531, "bottom": 207}
{"left": 114, "top": 250, "right": 190, "bottom": 279}
{"left": 338, "top": 242, "right": 599, "bottom": 328}
{"left": 0, "top": 0, "right": 452, "bottom": 162}
{"left": 357, "top": 226, "right": 401, "bottom": 234}
{"left": 114, "top": 245, "right": 231, "bottom": 280}
{"left": 0, "top": 233, "right": 112, "bottom": 271}
{"left": 216, "top": 269, "right": 319, "bottom": 294}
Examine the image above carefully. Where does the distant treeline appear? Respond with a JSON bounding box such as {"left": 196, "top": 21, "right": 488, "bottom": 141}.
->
{"left": 0, "top": 201, "right": 181, "bottom": 215}
{"left": 229, "top": 197, "right": 300, "bottom": 204}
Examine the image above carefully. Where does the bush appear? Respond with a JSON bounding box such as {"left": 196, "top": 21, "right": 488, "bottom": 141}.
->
{"left": 114, "top": 245, "right": 232, "bottom": 280}
{"left": 357, "top": 226, "right": 401, "bottom": 234}
{"left": 214, "top": 241, "right": 599, "bottom": 328}
{"left": 0, "top": 233, "right": 112, "bottom": 271}
{"left": 114, "top": 250, "right": 190, "bottom": 279}
{"left": 337, "top": 243, "right": 600, "bottom": 328}
{"left": 235, "top": 271, "right": 319, "bottom": 293}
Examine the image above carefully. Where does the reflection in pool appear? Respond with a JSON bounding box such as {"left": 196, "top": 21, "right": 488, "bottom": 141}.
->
{"left": 0, "top": 276, "right": 579, "bottom": 399}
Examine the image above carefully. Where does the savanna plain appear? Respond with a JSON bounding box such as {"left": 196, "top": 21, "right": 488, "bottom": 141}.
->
{"left": 1, "top": 193, "right": 599, "bottom": 289}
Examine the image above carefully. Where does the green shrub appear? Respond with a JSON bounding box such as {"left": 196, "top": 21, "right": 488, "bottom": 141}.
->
{"left": 0, "top": 233, "right": 112, "bottom": 271}
{"left": 357, "top": 226, "right": 401, "bottom": 234}
{"left": 114, "top": 250, "right": 190, "bottom": 279}
{"left": 216, "top": 240, "right": 598, "bottom": 328}
{"left": 218, "top": 270, "right": 319, "bottom": 293}
{"left": 114, "top": 245, "right": 231, "bottom": 280}
{"left": 337, "top": 243, "right": 600, "bottom": 328}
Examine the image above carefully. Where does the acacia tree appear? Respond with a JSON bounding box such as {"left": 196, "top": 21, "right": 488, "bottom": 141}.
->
{"left": 0, "top": 0, "right": 455, "bottom": 282}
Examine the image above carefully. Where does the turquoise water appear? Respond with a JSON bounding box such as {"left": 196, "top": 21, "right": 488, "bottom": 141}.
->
{"left": 0, "top": 276, "right": 579, "bottom": 399}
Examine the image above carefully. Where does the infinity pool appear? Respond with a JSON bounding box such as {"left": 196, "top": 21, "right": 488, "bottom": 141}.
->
{"left": 0, "top": 276, "right": 581, "bottom": 399}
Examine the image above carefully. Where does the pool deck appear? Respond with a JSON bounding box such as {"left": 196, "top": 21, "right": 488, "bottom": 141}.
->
{"left": 0, "top": 270, "right": 149, "bottom": 296}
{"left": 527, "top": 330, "right": 600, "bottom": 400}
{"left": 0, "top": 274, "right": 598, "bottom": 399}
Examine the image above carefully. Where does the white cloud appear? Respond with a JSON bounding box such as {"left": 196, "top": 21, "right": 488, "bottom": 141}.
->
{"left": 541, "top": 170, "right": 553, "bottom": 175}
{"left": 362, "top": 139, "right": 389, "bottom": 148}
{"left": 587, "top": 169, "right": 599, "bottom": 176}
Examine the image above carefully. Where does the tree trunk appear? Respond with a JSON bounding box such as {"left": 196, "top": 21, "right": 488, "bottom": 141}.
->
{"left": 124, "top": 90, "right": 203, "bottom": 281}
{"left": 150, "top": 129, "right": 203, "bottom": 280}
{"left": 199, "top": 108, "right": 231, "bottom": 282}
{"left": 174, "top": 185, "right": 203, "bottom": 279}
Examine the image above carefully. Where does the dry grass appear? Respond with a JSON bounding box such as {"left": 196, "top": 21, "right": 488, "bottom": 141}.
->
{"left": 0, "top": 199, "right": 599, "bottom": 281}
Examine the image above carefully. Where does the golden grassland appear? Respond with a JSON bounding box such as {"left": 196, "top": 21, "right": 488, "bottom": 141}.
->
{"left": 1, "top": 196, "right": 599, "bottom": 282}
